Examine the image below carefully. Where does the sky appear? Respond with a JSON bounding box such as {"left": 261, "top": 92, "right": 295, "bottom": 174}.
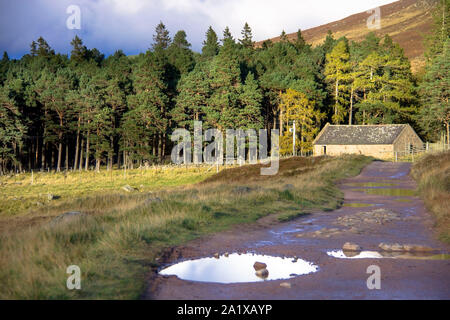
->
{"left": 0, "top": 0, "right": 397, "bottom": 59}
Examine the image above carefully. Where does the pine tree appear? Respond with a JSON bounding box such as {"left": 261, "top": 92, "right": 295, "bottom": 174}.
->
{"left": 70, "top": 35, "right": 88, "bottom": 63}
{"left": 207, "top": 44, "right": 241, "bottom": 130}
{"left": 172, "top": 64, "right": 210, "bottom": 129}
{"left": 425, "top": 0, "right": 450, "bottom": 61}
{"left": 0, "top": 84, "right": 26, "bottom": 173}
{"left": 30, "top": 41, "right": 38, "bottom": 57}
{"left": 279, "top": 30, "right": 288, "bottom": 42}
{"left": 238, "top": 72, "right": 263, "bottom": 129}
{"left": 152, "top": 21, "right": 171, "bottom": 51}
{"left": 294, "top": 29, "right": 306, "bottom": 50}
{"left": 202, "top": 26, "right": 220, "bottom": 58}
{"left": 37, "top": 69, "right": 75, "bottom": 171}
{"left": 168, "top": 30, "right": 195, "bottom": 74}
{"left": 222, "top": 27, "right": 235, "bottom": 48}
{"left": 239, "top": 23, "right": 253, "bottom": 48}
{"left": 36, "top": 37, "right": 55, "bottom": 58}
{"left": 126, "top": 53, "right": 169, "bottom": 162}
{"left": 419, "top": 39, "right": 450, "bottom": 143}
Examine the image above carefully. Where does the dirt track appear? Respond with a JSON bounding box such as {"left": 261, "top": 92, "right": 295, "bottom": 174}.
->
{"left": 146, "top": 161, "right": 450, "bottom": 300}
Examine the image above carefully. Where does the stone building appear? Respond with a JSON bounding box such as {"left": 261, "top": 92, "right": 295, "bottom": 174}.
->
{"left": 313, "top": 124, "right": 423, "bottom": 159}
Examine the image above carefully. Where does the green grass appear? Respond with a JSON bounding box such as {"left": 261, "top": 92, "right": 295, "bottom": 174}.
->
{"left": 0, "top": 166, "right": 217, "bottom": 218}
{"left": 0, "top": 155, "right": 372, "bottom": 299}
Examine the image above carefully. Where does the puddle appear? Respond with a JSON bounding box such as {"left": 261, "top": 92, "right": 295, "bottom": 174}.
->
{"left": 390, "top": 171, "right": 407, "bottom": 179}
{"left": 159, "top": 253, "right": 318, "bottom": 283}
{"left": 327, "top": 250, "right": 450, "bottom": 260}
{"left": 346, "top": 182, "right": 399, "bottom": 187}
{"left": 394, "top": 198, "right": 413, "bottom": 202}
{"left": 352, "top": 188, "right": 416, "bottom": 197}
{"left": 343, "top": 203, "right": 376, "bottom": 208}
{"left": 328, "top": 250, "right": 384, "bottom": 259}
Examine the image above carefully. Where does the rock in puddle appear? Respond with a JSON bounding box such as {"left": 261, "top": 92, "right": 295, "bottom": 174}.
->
{"left": 255, "top": 268, "right": 269, "bottom": 279}
{"left": 343, "top": 242, "right": 362, "bottom": 251}
{"left": 379, "top": 243, "right": 435, "bottom": 252}
{"left": 253, "top": 261, "right": 267, "bottom": 271}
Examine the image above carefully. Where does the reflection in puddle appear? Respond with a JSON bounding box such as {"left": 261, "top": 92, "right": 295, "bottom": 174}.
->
{"left": 352, "top": 188, "right": 416, "bottom": 197}
{"left": 343, "top": 203, "right": 375, "bottom": 208}
{"left": 327, "top": 250, "right": 450, "bottom": 260}
{"left": 328, "top": 250, "right": 383, "bottom": 259}
{"left": 394, "top": 198, "right": 413, "bottom": 202}
{"left": 159, "top": 253, "right": 318, "bottom": 283}
{"left": 346, "top": 182, "right": 399, "bottom": 187}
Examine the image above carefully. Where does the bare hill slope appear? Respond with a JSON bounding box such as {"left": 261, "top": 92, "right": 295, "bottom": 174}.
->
{"left": 256, "top": 0, "right": 438, "bottom": 72}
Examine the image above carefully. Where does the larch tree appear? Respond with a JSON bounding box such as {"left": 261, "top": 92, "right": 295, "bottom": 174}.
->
{"left": 324, "top": 39, "right": 351, "bottom": 124}
{"left": 278, "top": 88, "right": 324, "bottom": 155}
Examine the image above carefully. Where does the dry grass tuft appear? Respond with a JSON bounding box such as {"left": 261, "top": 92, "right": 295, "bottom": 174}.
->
{"left": 411, "top": 151, "right": 450, "bottom": 243}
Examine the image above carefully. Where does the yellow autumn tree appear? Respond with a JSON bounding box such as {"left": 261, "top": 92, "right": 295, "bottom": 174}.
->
{"left": 279, "top": 89, "right": 325, "bottom": 156}
{"left": 325, "top": 40, "right": 352, "bottom": 124}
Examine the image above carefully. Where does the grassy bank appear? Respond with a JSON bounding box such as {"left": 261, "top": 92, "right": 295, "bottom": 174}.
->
{"left": 0, "top": 155, "right": 372, "bottom": 299}
{"left": 411, "top": 151, "right": 450, "bottom": 244}
{"left": 0, "top": 166, "right": 218, "bottom": 219}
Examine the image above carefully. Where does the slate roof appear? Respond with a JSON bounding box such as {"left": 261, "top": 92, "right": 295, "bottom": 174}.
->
{"left": 314, "top": 124, "right": 408, "bottom": 145}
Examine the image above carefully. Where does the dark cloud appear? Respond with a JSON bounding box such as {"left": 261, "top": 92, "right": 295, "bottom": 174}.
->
{"left": 0, "top": 0, "right": 396, "bottom": 59}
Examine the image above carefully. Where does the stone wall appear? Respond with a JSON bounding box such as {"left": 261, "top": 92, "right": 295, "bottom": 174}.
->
{"left": 313, "top": 144, "right": 394, "bottom": 159}
{"left": 393, "top": 125, "right": 423, "bottom": 152}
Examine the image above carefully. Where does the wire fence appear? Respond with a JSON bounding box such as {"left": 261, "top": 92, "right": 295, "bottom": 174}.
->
{"left": 381, "top": 142, "right": 450, "bottom": 162}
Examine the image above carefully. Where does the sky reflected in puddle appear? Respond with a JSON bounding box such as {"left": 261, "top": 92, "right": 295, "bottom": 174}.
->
{"left": 159, "top": 253, "right": 318, "bottom": 283}
{"left": 327, "top": 250, "right": 450, "bottom": 260}
{"left": 328, "top": 250, "right": 384, "bottom": 259}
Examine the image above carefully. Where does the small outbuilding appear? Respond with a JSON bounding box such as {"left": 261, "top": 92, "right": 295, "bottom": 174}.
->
{"left": 313, "top": 123, "right": 423, "bottom": 159}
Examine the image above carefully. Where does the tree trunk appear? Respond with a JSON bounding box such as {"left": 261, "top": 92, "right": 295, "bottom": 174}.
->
{"left": 349, "top": 86, "right": 354, "bottom": 125}
{"left": 108, "top": 135, "right": 114, "bottom": 171}
{"left": 65, "top": 143, "right": 69, "bottom": 171}
{"left": 158, "top": 133, "right": 162, "bottom": 162}
{"left": 74, "top": 118, "right": 80, "bottom": 170}
{"left": 446, "top": 122, "right": 449, "bottom": 147}
{"left": 57, "top": 141, "right": 62, "bottom": 172}
{"left": 279, "top": 110, "right": 284, "bottom": 136}
{"left": 79, "top": 139, "right": 84, "bottom": 171}
{"left": 41, "top": 142, "right": 46, "bottom": 171}
{"left": 51, "top": 147, "right": 55, "bottom": 171}
{"left": 35, "top": 136, "right": 39, "bottom": 170}
{"left": 85, "top": 131, "right": 90, "bottom": 171}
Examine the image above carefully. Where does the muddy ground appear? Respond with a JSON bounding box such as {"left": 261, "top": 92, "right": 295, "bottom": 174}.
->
{"left": 145, "top": 161, "right": 450, "bottom": 300}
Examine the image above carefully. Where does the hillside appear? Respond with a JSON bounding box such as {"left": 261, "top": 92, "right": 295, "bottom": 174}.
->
{"left": 256, "top": 0, "right": 438, "bottom": 72}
